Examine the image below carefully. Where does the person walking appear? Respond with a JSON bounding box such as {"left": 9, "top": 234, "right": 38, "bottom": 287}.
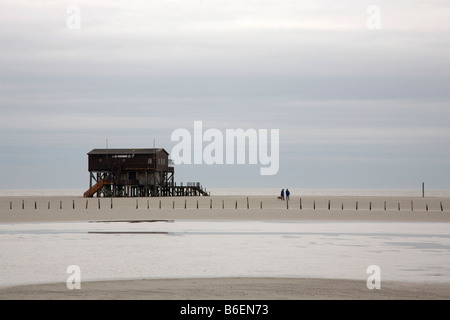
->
{"left": 286, "top": 189, "right": 290, "bottom": 201}
{"left": 281, "top": 189, "right": 285, "bottom": 200}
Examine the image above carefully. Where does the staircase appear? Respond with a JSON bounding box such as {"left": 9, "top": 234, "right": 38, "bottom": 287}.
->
{"left": 83, "top": 178, "right": 112, "bottom": 198}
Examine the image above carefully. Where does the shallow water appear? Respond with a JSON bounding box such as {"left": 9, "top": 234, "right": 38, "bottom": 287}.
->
{"left": 0, "top": 220, "right": 449, "bottom": 287}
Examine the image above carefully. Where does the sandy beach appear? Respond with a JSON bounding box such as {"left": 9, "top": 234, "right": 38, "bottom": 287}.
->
{"left": 1, "top": 277, "right": 450, "bottom": 300}
{"left": 1, "top": 195, "right": 449, "bottom": 223}
{"left": 1, "top": 195, "right": 450, "bottom": 300}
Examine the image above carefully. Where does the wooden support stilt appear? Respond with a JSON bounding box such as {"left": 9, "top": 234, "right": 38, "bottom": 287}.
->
{"left": 197, "top": 200, "right": 199, "bottom": 209}
{"left": 313, "top": 200, "right": 316, "bottom": 210}
{"left": 369, "top": 202, "right": 372, "bottom": 211}
{"left": 299, "top": 198, "right": 302, "bottom": 210}
{"left": 260, "top": 201, "right": 262, "bottom": 210}
{"left": 48, "top": 202, "right": 50, "bottom": 209}
{"left": 22, "top": 200, "right": 24, "bottom": 210}
{"left": 411, "top": 201, "right": 414, "bottom": 211}
{"left": 441, "top": 201, "right": 444, "bottom": 212}
{"left": 35, "top": 201, "right": 37, "bottom": 210}
{"left": 73, "top": 200, "right": 75, "bottom": 209}
{"left": 426, "top": 204, "right": 429, "bottom": 211}
{"left": 210, "top": 199, "right": 212, "bottom": 209}
{"left": 398, "top": 202, "right": 400, "bottom": 211}
{"left": 185, "top": 199, "right": 187, "bottom": 209}
{"left": 136, "top": 199, "right": 139, "bottom": 209}
{"left": 235, "top": 200, "right": 237, "bottom": 209}
{"left": 356, "top": 201, "right": 358, "bottom": 211}
{"left": 173, "top": 200, "right": 175, "bottom": 209}
{"left": 159, "top": 200, "right": 161, "bottom": 209}
{"left": 10, "top": 201, "right": 12, "bottom": 210}
{"left": 328, "top": 200, "right": 330, "bottom": 210}
{"left": 247, "top": 197, "right": 249, "bottom": 209}
{"left": 86, "top": 199, "right": 88, "bottom": 209}
{"left": 60, "top": 200, "right": 63, "bottom": 210}
{"left": 222, "top": 200, "right": 224, "bottom": 209}
{"left": 384, "top": 201, "right": 386, "bottom": 211}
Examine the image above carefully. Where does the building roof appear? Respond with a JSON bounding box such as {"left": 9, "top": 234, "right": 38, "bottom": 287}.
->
{"left": 88, "top": 148, "right": 169, "bottom": 155}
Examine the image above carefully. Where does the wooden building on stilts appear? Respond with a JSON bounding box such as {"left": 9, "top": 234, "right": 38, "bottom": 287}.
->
{"left": 83, "top": 148, "right": 208, "bottom": 198}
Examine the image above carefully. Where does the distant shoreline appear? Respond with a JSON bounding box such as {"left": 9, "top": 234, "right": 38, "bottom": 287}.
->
{"left": 0, "top": 188, "right": 449, "bottom": 198}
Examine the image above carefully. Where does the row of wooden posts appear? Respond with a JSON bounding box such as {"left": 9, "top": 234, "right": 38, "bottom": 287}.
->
{"left": 7, "top": 198, "right": 446, "bottom": 212}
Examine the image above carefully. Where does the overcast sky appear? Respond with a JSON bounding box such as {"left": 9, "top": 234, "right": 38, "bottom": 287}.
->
{"left": 1, "top": 0, "right": 449, "bottom": 190}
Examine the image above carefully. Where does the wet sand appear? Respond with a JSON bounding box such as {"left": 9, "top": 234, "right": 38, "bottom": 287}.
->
{"left": 1, "top": 277, "right": 449, "bottom": 300}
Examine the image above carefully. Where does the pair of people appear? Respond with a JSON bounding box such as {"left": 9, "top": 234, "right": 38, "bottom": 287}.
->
{"left": 280, "top": 188, "right": 290, "bottom": 200}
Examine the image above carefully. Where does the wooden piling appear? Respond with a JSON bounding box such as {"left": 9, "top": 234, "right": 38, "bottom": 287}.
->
{"left": 196, "top": 200, "right": 199, "bottom": 209}
{"left": 73, "top": 200, "right": 75, "bottom": 209}
{"left": 112, "top": 198, "right": 114, "bottom": 209}
{"left": 328, "top": 200, "right": 330, "bottom": 210}
{"left": 86, "top": 199, "right": 88, "bottom": 209}
{"left": 411, "top": 201, "right": 414, "bottom": 211}
{"left": 159, "top": 200, "right": 161, "bottom": 209}
{"left": 222, "top": 200, "right": 224, "bottom": 209}
{"left": 60, "top": 200, "right": 62, "bottom": 210}
{"left": 398, "top": 202, "right": 400, "bottom": 211}
{"left": 260, "top": 201, "right": 262, "bottom": 209}
{"left": 422, "top": 182, "right": 425, "bottom": 198}
{"left": 441, "top": 201, "right": 444, "bottom": 212}
{"left": 384, "top": 201, "right": 386, "bottom": 211}
{"left": 299, "top": 198, "right": 302, "bottom": 210}
{"left": 48, "top": 202, "right": 50, "bottom": 209}
{"left": 426, "top": 204, "right": 429, "bottom": 211}
{"left": 313, "top": 200, "right": 316, "bottom": 210}
{"left": 247, "top": 197, "right": 249, "bottom": 209}
{"left": 35, "top": 201, "right": 37, "bottom": 210}
{"left": 210, "top": 199, "right": 212, "bottom": 209}
{"left": 235, "top": 200, "right": 237, "bottom": 209}
{"left": 185, "top": 199, "right": 187, "bottom": 209}
{"left": 173, "top": 200, "right": 175, "bottom": 209}
{"left": 356, "top": 201, "right": 358, "bottom": 211}
{"left": 136, "top": 199, "right": 139, "bottom": 209}
{"left": 369, "top": 202, "right": 372, "bottom": 211}
{"left": 10, "top": 201, "right": 12, "bottom": 210}
{"left": 22, "top": 200, "right": 24, "bottom": 210}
